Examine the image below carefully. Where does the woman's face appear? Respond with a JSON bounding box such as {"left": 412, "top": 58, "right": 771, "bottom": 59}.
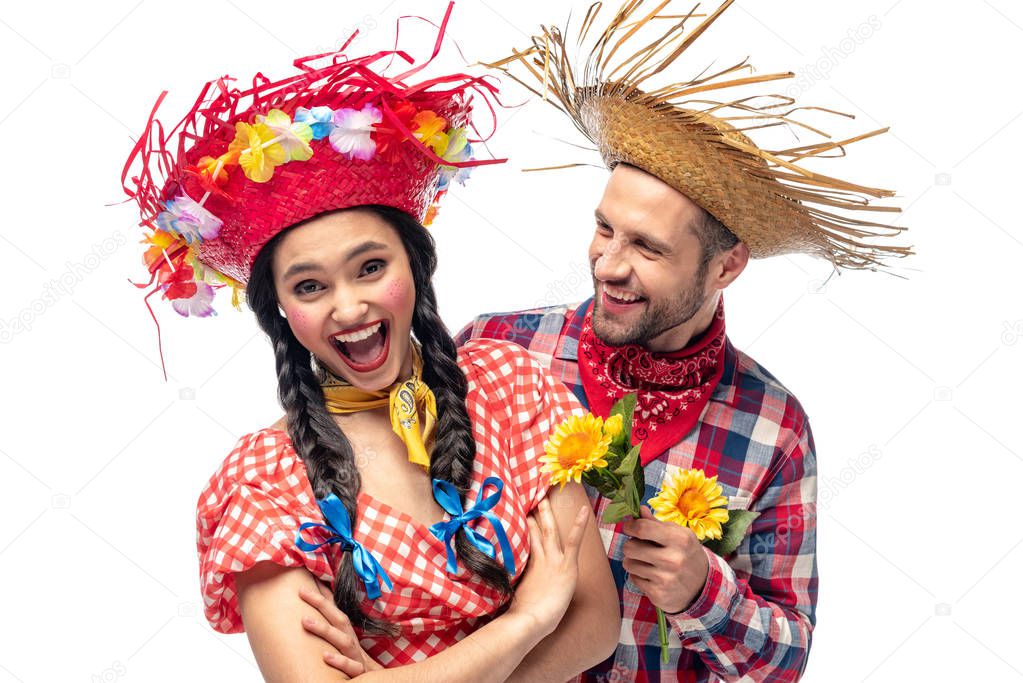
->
{"left": 272, "top": 209, "right": 416, "bottom": 391}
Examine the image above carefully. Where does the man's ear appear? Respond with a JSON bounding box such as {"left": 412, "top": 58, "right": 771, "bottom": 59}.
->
{"left": 710, "top": 241, "right": 750, "bottom": 291}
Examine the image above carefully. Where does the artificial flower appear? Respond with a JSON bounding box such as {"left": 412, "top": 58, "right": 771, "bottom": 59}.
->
{"left": 295, "top": 106, "right": 335, "bottom": 140}
{"left": 423, "top": 198, "right": 441, "bottom": 227}
{"left": 373, "top": 98, "right": 418, "bottom": 162}
{"left": 329, "top": 105, "right": 382, "bottom": 161}
{"left": 170, "top": 281, "right": 217, "bottom": 317}
{"left": 180, "top": 152, "right": 236, "bottom": 203}
{"left": 155, "top": 193, "right": 223, "bottom": 245}
{"left": 436, "top": 128, "right": 473, "bottom": 191}
{"left": 255, "top": 109, "right": 314, "bottom": 162}
{"left": 157, "top": 262, "right": 196, "bottom": 300}
{"left": 603, "top": 413, "right": 624, "bottom": 439}
{"left": 541, "top": 414, "right": 612, "bottom": 490}
{"left": 648, "top": 468, "right": 730, "bottom": 541}
{"left": 412, "top": 110, "right": 449, "bottom": 155}
{"left": 442, "top": 127, "right": 469, "bottom": 161}
{"left": 141, "top": 229, "right": 180, "bottom": 271}
{"left": 228, "top": 121, "right": 286, "bottom": 183}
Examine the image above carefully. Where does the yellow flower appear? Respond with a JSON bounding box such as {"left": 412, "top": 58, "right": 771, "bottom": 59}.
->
{"left": 228, "top": 121, "right": 286, "bottom": 183}
{"left": 412, "top": 110, "right": 449, "bottom": 155}
{"left": 541, "top": 414, "right": 612, "bottom": 490}
{"left": 648, "top": 468, "right": 730, "bottom": 541}
{"left": 255, "top": 109, "right": 314, "bottom": 162}
{"left": 603, "top": 414, "right": 624, "bottom": 439}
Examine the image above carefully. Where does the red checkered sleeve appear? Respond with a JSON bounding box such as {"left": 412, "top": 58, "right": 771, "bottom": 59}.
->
{"left": 461, "top": 338, "right": 584, "bottom": 511}
{"left": 195, "top": 430, "right": 335, "bottom": 634}
{"left": 666, "top": 419, "right": 818, "bottom": 682}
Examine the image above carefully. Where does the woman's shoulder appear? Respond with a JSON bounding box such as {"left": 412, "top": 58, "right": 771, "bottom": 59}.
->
{"left": 199, "top": 426, "right": 306, "bottom": 506}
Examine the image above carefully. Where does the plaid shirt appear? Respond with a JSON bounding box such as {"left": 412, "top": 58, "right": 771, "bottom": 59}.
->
{"left": 456, "top": 299, "right": 818, "bottom": 683}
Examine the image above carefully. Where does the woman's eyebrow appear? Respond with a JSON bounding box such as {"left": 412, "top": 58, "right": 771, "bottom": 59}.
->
{"left": 281, "top": 241, "right": 389, "bottom": 280}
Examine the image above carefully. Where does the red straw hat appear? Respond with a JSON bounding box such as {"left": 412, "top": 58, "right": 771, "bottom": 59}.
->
{"left": 121, "top": 3, "right": 503, "bottom": 379}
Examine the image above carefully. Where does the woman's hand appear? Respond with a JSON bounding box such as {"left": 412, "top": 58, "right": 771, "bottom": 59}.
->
{"left": 299, "top": 582, "right": 382, "bottom": 677}
{"left": 506, "top": 497, "right": 591, "bottom": 638}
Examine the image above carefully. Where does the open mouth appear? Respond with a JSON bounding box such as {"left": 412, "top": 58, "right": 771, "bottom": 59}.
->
{"left": 330, "top": 320, "right": 390, "bottom": 372}
{"left": 602, "top": 286, "right": 646, "bottom": 310}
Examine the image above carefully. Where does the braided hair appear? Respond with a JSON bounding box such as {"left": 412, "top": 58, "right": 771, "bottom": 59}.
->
{"left": 246, "top": 205, "right": 512, "bottom": 635}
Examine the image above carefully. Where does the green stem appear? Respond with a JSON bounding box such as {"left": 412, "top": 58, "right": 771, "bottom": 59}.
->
{"left": 657, "top": 607, "right": 669, "bottom": 663}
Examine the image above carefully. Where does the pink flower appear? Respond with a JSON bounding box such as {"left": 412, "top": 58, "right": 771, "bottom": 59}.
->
{"left": 329, "top": 105, "right": 382, "bottom": 161}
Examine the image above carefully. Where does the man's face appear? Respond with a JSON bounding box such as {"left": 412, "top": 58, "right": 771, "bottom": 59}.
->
{"left": 588, "top": 164, "right": 714, "bottom": 348}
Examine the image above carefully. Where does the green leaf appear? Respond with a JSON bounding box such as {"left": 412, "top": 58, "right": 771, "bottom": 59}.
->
{"left": 583, "top": 468, "right": 620, "bottom": 499}
{"left": 614, "top": 444, "right": 642, "bottom": 477}
{"left": 602, "top": 500, "right": 632, "bottom": 524}
{"left": 603, "top": 444, "right": 626, "bottom": 472}
{"left": 632, "top": 456, "right": 646, "bottom": 502}
{"left": 703, "top": 510, "right": 760, "bottom": 557}
{"left": 621, "top": 475, "right": 643, "bottom": 519}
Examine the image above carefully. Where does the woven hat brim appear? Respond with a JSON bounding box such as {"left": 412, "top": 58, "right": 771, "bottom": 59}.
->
{"left": 485, "top": 0, "right": 913, "bottom": 271}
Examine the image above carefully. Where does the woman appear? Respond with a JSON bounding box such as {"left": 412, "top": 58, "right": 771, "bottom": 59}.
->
{"left": 122, "top": 5, "right": 619, "bottom": 681}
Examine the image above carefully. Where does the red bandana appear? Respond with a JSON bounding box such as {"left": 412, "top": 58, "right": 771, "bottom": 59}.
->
{"left": 577, "top": 298, "right": 727, "bottom": 464}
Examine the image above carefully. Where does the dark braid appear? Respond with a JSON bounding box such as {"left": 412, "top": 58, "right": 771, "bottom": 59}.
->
{"left": 246, "top": 205, "right": 511, "bottom": 635}
{"left": 382, "top": 205, "right": 513, "bottom": 595}
{"left": 248, "top": 227, "right": 396, "bottom": 636}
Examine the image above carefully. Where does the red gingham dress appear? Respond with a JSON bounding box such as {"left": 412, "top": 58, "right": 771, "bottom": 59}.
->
{"left": 196, "top": 338, "right": 582, "bottom": 666}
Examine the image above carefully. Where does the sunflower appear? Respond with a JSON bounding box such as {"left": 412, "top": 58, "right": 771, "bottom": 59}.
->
{"left": 541, "top": 414, "right": 612, "bottom": 490}
{"left": 648, "top": 468, "right": 730, "bottom": 541}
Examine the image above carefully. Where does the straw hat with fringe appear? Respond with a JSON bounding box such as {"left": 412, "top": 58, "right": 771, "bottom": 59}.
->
{"left": 485, "top": 0, "right": 913, "bottom": 271}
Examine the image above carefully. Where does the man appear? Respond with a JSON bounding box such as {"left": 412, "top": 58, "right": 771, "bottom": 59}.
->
{"left": 459, "top": 1, "right": 911, "bottom": 680}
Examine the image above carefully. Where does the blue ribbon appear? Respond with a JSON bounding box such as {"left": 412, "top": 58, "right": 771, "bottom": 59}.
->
{"left": 429, "top": 476, "right": 516, "bottom": 575}
{"left": 295, "top": 493, "right": 393, "bottom": 600}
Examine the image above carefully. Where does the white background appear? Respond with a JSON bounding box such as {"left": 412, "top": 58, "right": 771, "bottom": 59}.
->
{"left": 1, "top": 0, "right": 1020, "bottom": 681}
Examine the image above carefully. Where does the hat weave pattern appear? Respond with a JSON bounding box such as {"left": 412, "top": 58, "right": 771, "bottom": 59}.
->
{"left": 486, "top": 0, "right": 913, "bottom": 270}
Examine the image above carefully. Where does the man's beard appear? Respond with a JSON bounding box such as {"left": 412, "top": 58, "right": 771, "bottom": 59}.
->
{"left": 591, "top": 268, "right": 709, "bottom": 347}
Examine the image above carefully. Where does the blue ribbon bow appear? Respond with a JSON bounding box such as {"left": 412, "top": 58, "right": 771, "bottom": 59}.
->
{"left": 429, "top": 476, "right": 516, "bottom": 576}
{"left": 295, "top": 493, "right": 393, "bottom": 600}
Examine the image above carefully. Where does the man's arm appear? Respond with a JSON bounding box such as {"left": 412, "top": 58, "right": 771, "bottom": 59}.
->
{"left": 453, "top": 320, "right": 475, "bottom": 347}
{"left": 665, "top": 423, "right": 818, "bottom": 682}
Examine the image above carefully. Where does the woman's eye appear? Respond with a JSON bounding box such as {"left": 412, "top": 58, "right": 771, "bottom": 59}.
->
{"left": 294, "top": 281, "right": 320, "bottom": 295}
{"left": 361, "top": 259, "right": 386, "bottom": 276}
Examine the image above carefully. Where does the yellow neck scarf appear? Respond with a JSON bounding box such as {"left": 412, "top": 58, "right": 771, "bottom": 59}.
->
{"left": 318, "top": 343, "right": 437, "bottom": 469}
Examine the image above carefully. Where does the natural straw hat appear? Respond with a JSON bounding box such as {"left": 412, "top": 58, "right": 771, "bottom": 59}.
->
{"left": 485, "top": 0, "right": 913, "bottom": 271}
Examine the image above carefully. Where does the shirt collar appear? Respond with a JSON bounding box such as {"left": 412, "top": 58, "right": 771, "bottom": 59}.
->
{"left": 555, "top": 298, "right": 592, "bottom": 361}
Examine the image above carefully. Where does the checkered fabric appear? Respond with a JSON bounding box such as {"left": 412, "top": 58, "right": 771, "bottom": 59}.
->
{"left": 457, "top": 299, "right": 818, "bottom": 683}
{"left": 196, "top": 338, "right": 582, "bottom": 666}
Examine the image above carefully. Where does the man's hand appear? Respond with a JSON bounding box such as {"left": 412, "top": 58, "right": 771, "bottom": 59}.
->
{"left": 620, "top": 507, "right": 710, "bottom": 614}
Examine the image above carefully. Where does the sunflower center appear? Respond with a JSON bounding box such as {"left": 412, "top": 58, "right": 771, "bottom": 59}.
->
{"left": 557, "top": 433, "right": 598, "bottom": 469}
{"left": 676, "top": 489, "right": 710, "bottom": 519}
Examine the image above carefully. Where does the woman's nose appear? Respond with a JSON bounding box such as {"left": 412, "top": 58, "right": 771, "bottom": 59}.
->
{"left": 330, "top": 289, "right": 369, "bottom": 328}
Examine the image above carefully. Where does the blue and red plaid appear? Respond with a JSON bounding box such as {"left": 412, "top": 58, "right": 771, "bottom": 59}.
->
{"left": 457, "top": 298, "right": 818, "bottom": 683}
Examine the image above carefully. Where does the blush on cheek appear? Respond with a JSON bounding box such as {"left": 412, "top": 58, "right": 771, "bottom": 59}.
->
{"left": 282, "top": 307, "right": 313, "bottom": 338}
{"left": 383, "top": 277, "right": 413, "bottom": 308}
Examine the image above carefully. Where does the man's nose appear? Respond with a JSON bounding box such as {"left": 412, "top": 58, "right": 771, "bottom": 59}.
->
{"left": 593, "top": 239, "right": 630, "bottom": 282}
